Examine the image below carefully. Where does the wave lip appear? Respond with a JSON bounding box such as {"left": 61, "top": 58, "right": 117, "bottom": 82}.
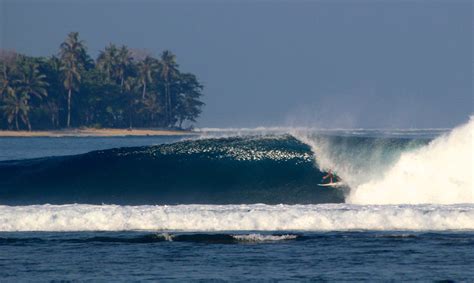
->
{"left": 0, "top": 204, "right": 472, "bottom": 232}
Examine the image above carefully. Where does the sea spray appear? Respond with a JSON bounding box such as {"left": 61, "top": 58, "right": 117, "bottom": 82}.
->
{"left": 291, "top": 131, "right": 423, "bottom": 190}
{"left": 294, "top": 117, "right": 473, "bottom": 205}
{"left": 348, "top": 117, "right": 473, "bottom": 204}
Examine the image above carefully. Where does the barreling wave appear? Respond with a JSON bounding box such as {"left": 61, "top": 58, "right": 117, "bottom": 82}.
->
{"left": 0, "top": 203, "right": 472, "bottom": 231}
{"left": 293, "top": 117, "right": 474, "bottom": 205}
{"left": 0, "top": 117, "right": 471, "bottom": 206}
{"left": 0, "top": 135, "right": 344, "bottom": 205}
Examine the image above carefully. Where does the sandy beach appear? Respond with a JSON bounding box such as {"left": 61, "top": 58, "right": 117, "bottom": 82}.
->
{"left": 0, "top": 128, "right": 196, "bottom": 137}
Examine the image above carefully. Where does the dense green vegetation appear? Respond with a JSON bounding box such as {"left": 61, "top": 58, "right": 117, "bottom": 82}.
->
{"left": 0, "top": 32, "right": 204, "bottom": 130}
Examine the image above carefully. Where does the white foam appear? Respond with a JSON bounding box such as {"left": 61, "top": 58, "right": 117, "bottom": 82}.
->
{"left": 232, "top": 234, "right": 298, "bottom": 242}
{"left": 0, "top": 203, "right": 472, "bottom": 232}
{"left": 348, "top": 117, "right": 474, "bottom": 204}
{"left": 294, "top": 117, "right": 473, "bottom": 205}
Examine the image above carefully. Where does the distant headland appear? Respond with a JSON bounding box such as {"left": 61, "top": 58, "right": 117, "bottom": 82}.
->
{"left": 0, "top": 128, "right": 195, "bottom": 137}
{"left": 0, "top": 32, "right": 205, "bottom": 132}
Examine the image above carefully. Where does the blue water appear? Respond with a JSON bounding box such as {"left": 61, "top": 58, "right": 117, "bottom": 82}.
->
{"left": 0, "top": 131, "right": 472, "bottom": 281}
{"left": 0, "top": 136, "right": 185, "bottom": 161}
{"left": 1, "top": 231, "right": 473, "bottom": 281}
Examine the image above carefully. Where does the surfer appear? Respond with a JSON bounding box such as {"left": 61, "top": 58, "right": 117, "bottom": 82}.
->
{"left": 322, "top": 170, "right": 339, "bottom": 184}
{"left": 318, "top": 170, "right": 345, "bottom": 188}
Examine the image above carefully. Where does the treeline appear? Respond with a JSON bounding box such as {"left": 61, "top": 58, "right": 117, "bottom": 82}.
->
{"left": 0, "top": 32, "right": 204, "bottom": 131}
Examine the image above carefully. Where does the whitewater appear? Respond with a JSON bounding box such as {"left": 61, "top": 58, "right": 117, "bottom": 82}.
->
{"left": 0, "top": 204, "right": 472, "bottom": 232}
{"left": 295, "top": 116, "right": 474, "bottom": 205}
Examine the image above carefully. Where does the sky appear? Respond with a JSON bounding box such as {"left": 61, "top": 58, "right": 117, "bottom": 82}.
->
{"left": 1, "top": 0, "right": 472, "bottom": 128}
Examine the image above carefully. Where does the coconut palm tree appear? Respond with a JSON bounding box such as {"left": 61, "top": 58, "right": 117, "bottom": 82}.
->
{"left": 97, "top": 44, "right": 119, "bottom": 82}
{"left": 159, "top": 50, "right": 179, "bottom": 127}
{"left": 44, "top": 55, "right": 63, "bottom": 128}
{"left": 137, "top": 56, "right": 157, "bottom": 100}
{"left": 123, "top": 76, "right": 140, "bottom": 129}
{"left": 1, "top": 87, "right": 29, "bottom": 130}
{"left": 15, "top": 61, "right": 49, "bottom": 130}
{"left": 0, "top": 63, "right": 11, "bottom": 98}
{"left": 139, "top": 93, "right": 162, "bottom": 126}
{"left": 60, "top": 59, "right": 81, "bottom": 128}
{"left": 117, "top": 46, "right": 132, "bottom": 90}
{"left": 17, "top": 61, "right": 48, "bottom": 99}
{"left": 0, "top": 52, "right": 19, "bottom": 98}
{"left": 59, "top": 32, "right": 86, "bottom": 128}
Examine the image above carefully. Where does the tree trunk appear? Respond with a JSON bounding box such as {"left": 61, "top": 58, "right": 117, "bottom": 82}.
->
{"left": 129, "top": 99, "right": 133, "bottom": 130}
{"left": 164, "top": 83, "right": 168, "bottom": 126}
{"left": 169, "top": 94, "right": 172, "bottom": 126}
{"left": 25, "top": 101, "right": 32, "bottom": 131}
{"left": 142, "top": 80, "right": 146, "bottom": 100}
{"left": 26, "top": 117, "right": 32, "bottom": 131}
{"left": 67, "top": 88, "right": 72, "bottom": 128}
{"left": 168, "top": 86, "right": 171, "bottom": 126}
{"left": 15, "top": 111, "right": 19, "bottom": 131}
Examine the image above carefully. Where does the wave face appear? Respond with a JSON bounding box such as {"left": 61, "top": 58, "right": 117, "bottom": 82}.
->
{"left": 0, "top": 204, "right": 472, "bottom": 232}
{"left": 0, "top": 135, "right": 345, "bottom": 205}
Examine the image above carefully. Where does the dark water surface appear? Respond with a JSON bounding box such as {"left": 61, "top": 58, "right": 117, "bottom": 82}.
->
{"left": 1, "top": 231, "right": 472, "bottom": 281}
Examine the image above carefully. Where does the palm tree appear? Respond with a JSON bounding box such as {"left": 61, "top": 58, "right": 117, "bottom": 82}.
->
{"left": 1, "top": 87, "right": 29, "bottom": 130}
{"left": 159, "top": 50, "right": 179, "bottom": 127}
{"left": 0, "top": 53, "right": 18, "bottom": 98}
{"left": 97, "top": 44, "right": 119, "bottom": 82}
{"left": 45, "top": 55, "right": 63, "bottom": 128}
{"left": 0, "top": 63, "right": 10, "bottom": 98}
{"left": 139, "top": 93, "right": 162, "bottom": 126}
{"left": 123, "top": 76, "right": 140, "bottom": 129}
{"left": 59, "top": 32, "right": 86, "bottom": 128}
{"left": 117, "top": 46, "right": 132, "bottom": 90}
{"left": 16, "top": 61, "right": 49, "bottom": 130}
{"left": 137, "top": 56, "right": 156, "bottom": 100}
{"left": 45, "top": 100, "right": 60, "bottom": 128}
{"left": 17, "top": 61, "right": 48, "bottom": 99}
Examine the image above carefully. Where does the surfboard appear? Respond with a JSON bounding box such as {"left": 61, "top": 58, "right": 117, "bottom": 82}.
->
{"left": 318, "top": 181, "right": 346, "bottom": 188}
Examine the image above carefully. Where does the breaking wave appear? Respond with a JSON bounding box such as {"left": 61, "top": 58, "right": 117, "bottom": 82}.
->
{"left": 0, "top": 204, "right": 472, "bottom": 232}
{"left": 294, "top": 117, "right": 473, "bottom": 205}
{"left": 0, "top": 119, "right": 472, "bottom": 233}
{"left": 0, "top": 117, "right": 471, "bottom": 207}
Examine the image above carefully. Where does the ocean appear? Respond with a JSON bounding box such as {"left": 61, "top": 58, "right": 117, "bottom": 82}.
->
{"left": 0, "top": 120, "right": 473, "bottom": 281}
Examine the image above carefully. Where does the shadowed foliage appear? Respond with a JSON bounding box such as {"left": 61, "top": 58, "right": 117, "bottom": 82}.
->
{"left": 0, "top": 32, "right": 204, "bottom": 130}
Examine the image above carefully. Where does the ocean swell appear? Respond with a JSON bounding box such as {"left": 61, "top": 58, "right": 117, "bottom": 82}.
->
{"left": 0, "top": 135, "right": 343, "bottom": 205}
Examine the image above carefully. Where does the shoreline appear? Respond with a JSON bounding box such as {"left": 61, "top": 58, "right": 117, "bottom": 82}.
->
{"left": 0, "top": 128, "right": 196, "bottom": 137}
